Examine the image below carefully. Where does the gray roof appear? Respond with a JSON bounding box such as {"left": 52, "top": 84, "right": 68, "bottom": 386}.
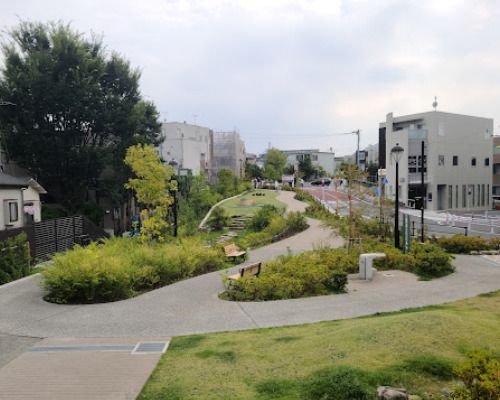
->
{"left": 0, "top": 172, "right": 29, "bottom": 187}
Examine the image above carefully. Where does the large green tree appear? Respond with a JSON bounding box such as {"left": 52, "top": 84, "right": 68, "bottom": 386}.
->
{"left": 0, "top": 21, "right": 161, "bottom": 205}
{"left": 263, "top": 148, "right": 286, "bottom": 181}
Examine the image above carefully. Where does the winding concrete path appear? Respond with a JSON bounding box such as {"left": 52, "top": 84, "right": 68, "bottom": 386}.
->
{"left": 0, "top": 190, "right": 498, "bottom": 340}
{"left": 0, "top": 190, "right": 499, "bottom": 398}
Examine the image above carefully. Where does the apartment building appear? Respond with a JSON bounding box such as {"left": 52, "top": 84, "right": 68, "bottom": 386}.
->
{"left": 157, "top": 122, "right": 214, "bottom": 179}
{"left": 379, "top": 111, "right": 493, "bottom": 211}
{"left": 213, "top": 131, "right": 246, "bottom": 179}
{"left": 493, "top": 137, "right": 500, "bottom": 206}
{"left": 283, "top": 149, "right": 336, "bottom": 176}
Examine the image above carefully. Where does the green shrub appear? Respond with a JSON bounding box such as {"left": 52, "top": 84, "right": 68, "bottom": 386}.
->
{"left": 326, "top": 271, "right": 348, "bottom": 292}
{"left": 301, "top": 366, "right": 371, "bottom": 400}
{"left": 208, "top": 207, "right": 230, "bottom": 231}
{"left": 247, "top": 205, "right": 280, "bottom": 231}
{"left": 412, "top": 242, "right": 454, "bottom": 278}
{"left": 43, "top": 237, "right": 225, "bottom": 303}
{"left": 285, "top": 211, "right": 308, "bottom": 233}
{"left": 436, "top": 235, "right": 489, "bottom": 253}
{"left": 223, "top": 248, "right": 352, "bottom": 301}
{"left": 0, "top": 233, "right": 31, "bottom": 284}
{"left": 450, "top": 350, "right": 500, "bottom": 399}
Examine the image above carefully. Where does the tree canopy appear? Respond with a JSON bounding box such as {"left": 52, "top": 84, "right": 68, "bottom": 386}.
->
{"left": 263, "top": 148, "right": 286, "bottom": 181}
{"left": 0, "top": 21, "right": 161, "bottom": 205}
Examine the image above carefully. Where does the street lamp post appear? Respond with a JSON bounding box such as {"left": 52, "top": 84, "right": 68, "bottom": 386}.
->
{"left": 391, "top": 143, "right": 404, "bottom": 249}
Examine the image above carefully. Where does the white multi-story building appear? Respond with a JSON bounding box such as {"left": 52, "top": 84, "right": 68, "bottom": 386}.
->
{"left": 158, "top": 122, "right": 214, "bottom": 179}
{"left": 283, "top": 149, "right": 336, "bottom": 176}
{"left": 379, "top": 111, "right": 493, "bottom": 211}
{"left": 213, "top": 131, "right": 246, "bottom": 179}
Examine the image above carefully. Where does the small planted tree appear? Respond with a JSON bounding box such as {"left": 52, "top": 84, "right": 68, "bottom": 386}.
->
{"left": 124, "top": 144, "right": 176, "bottom": 241}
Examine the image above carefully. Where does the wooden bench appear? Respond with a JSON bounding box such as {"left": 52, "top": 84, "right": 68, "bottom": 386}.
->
{"left": 224, "top": 243, "right": 246, "bottom": 259}
{"left": 227, "top": 262, "right": 262, "bottom": 280}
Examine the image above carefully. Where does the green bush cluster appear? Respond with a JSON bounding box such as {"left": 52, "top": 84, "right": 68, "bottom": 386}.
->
{"left": 207, "top": 207, "right": 230, "bottom": 231}
{"left": 43, "top": 237, "right": 226, "bottom": 303}
{"left": 450, "top": 350, "right": 500, "bottom": 399}
{"left": 223, "top": 248, "right": 349, "bottom": 301}
{"left": 436, "top": 234, "right": 500, "bottom": 254}
{"left": 247, "top": 205, "right": 282, "bottom": 231}
{"left": 239, "top": 211, "right": 308, "bottom": 249}
{"left": 0, "top": 233, "right": 31, "bottom": 284}
{"left": 362, "top": 241, "right": 454, "bottom": 278}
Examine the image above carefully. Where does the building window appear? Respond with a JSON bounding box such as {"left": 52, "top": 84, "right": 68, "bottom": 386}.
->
{"left": 477, "top": 184, "right": 480, "bottom": 206}
{"left": 487, "top": 184, "right": 490, "bottom": 205}
{"left": 456, "top": 185, "right": 458, "bottom": 208}
{"left": 495, "top": 164, "right": 500, "bottom": 174}
{"left": 438, "top": 155, "right": 445, "bottom": 166}
{"left": 453, "top": 155, "right": 458, "bottom": 166}
{"left": 4, "top": 201, "right": 18, "bottom": 224}
{"left": 485, "top": 158, "right": 490, "bottom": 166}
{"left": 462, "top": 185, "right": 466, "bottom": 208}
{"left": 408, "top": 155, "right": 417, "bottom": 173}
{"left": 311, "top": 154, "right": 318, "bottom": 161}
{"left": 471, "top": 157, "right": 476, "bottom": 167}
{"left": 482, "top": 184, "right": 485, "bottom": 206}
{"left": 448, "top": 185, "right": 453, "bottom": 209}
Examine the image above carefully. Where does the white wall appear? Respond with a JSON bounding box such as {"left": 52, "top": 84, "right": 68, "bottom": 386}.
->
{"left": 158, "top": 122, "right": 213, "bottom": 176}
{"left": 383, "top": 111, "right": 493, "bottom": 211}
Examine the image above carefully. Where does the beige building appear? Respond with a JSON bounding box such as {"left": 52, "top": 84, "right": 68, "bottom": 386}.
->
{"left": 379, "top": 111, "right": 493, "bottom": 211}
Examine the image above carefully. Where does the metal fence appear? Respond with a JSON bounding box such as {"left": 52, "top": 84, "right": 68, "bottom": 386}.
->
{"left": 0, "top": 215, "right": 108, "bottom": 261}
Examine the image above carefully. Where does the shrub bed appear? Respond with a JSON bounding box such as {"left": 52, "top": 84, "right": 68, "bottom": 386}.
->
{"left": 222, "top": 248, "right": 350, "bottom": 301}
{"left": 223, "top": 240, "right": 453, "bottom": 302}
{"left": 43, "top": 237, "right": 226, "bottom": 304}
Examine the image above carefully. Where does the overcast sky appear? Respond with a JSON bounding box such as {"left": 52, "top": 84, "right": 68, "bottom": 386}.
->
{"left": 1, "top": 0, "right": 500, "bottom": 155}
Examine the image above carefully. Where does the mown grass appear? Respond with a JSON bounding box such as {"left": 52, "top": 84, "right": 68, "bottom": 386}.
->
{"left": 138, "top": 291, "right": 500, "bottom": 399}
{"left": 220, "top": 189, "right": 286, "bottom": 217}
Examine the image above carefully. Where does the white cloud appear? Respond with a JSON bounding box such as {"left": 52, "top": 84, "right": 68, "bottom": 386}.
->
{"left": 1, "top": 0, "right": 500, "bottom": 153}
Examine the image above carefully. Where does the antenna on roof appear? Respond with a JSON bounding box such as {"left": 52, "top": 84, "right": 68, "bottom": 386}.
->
{"left": 432, "top": 96, "right": 438, "bottom": 111}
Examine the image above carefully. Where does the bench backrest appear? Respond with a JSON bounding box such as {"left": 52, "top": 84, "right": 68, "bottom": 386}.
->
{"left": 240, "top": 262, "right": 261, "bottom": 278}
{"left": 224, "top": 244, "right": 239, "bottom": 254}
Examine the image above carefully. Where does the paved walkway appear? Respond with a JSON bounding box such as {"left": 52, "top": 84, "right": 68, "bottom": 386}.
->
{"left": 0, "top": 191, "right": 499, "bottom": 399}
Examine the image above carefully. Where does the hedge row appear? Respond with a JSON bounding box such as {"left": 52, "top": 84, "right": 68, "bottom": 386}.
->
{"left": 43, "top": 237, "right": 226, "bottom": 304}
{"left": 435, "top": 235, "right": 500, "bottom": 254}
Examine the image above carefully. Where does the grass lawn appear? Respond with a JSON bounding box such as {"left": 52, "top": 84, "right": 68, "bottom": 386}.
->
{"left": 138, "top": 292, "right": 500, "bottom": 400}
{"left": 220, "top": 189, "right": 286, "bottom": 217}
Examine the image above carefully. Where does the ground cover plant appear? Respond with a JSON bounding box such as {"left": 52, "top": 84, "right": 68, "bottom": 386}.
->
{"left": 42, "top": 237, "right": 226, "bottom": 304}
{"left": 220, "top": 189, "right": 286, "bottom": 217}
{"left": 138, "top": 292, "right": 500, "bottom": 400}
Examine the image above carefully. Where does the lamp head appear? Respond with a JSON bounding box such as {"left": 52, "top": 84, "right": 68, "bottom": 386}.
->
{"left": 391, "top": 143, "right": 404, "bottom": 163}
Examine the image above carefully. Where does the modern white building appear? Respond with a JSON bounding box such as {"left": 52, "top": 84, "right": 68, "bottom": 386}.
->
{"left": 379, "top": 110, "right": 493, "bottom": 211}
{"left": 158, "top": 122, "right": 214, "bottom": 179}
{"left": 282, "top": 149, "right": 336, "bottom": 176}
{"left": 213, "top": 131, "right": 246, "bottom": 179}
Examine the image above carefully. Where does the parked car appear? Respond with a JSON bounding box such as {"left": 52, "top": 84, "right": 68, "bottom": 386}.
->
{"left": 310, "top": 178, "right": 331, "bottom": 186}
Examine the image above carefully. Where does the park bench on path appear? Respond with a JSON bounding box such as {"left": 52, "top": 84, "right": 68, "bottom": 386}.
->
{"left": 227, "top": 262, "right": 262, "bottom": 280}
{"left": 224, "top": 243, "right": 246, "bottom": 259}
